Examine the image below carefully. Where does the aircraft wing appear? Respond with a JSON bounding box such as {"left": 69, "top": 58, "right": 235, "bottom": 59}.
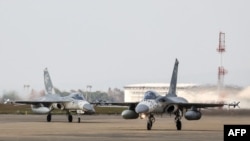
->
{"left": 175, "top": 102, "right": 225, "bottom": 109}
{"left": 15, "top": 100, "right": 71, "bottom": 105}
{"left": 91, "top": 102, "right": 138, "bottom": 107}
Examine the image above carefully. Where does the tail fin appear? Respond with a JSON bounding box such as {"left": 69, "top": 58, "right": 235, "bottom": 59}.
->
{"left": 44, "top": 68, "right": 55, "bottom": 94}
{"left": 166, "top": 58, "right": 179, "bottom": 97}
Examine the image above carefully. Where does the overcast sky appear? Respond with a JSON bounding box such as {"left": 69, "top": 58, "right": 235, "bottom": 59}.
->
{"left": 0, "top": 0, "right": 249, "bottom": 93}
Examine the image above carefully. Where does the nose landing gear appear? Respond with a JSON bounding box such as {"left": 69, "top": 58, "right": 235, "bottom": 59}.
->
{"left": 147, "top": 114, "right": 155, "bottom": 130}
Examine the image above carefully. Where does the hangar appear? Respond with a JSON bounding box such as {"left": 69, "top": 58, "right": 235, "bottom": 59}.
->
{"left": 124, "top": 83, "right": 197, "bottom": 102}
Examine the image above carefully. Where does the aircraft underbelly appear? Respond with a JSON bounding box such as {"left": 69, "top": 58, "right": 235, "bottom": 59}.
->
{"left": 64, "top": 102, "right": 81, "bottom": 110}
{"left": 153, "top": 107, "right": 164, "bottom": 113}
{"left": 148, "top": 103, "right": 164, "bottom": 113}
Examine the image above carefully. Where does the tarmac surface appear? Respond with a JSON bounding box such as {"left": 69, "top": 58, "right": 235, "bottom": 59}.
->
{"left": 0, "top": 113, "right": 249, "bottom": 141}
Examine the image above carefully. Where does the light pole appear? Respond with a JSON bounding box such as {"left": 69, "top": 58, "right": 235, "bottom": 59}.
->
{"left": 86, "top": 85, "right": 92, "bottom": 101}
{"left": 24, "top": 84, "right": 30, "bottom": 100}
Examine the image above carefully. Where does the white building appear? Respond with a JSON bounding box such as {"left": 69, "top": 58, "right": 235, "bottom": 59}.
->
{"left": 124, "top": 83, "right": 197, "bottom": 102}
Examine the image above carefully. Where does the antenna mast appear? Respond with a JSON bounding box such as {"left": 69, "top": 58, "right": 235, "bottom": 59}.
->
{"left": 217, "top": 32, "right": 228, "bottom": 102}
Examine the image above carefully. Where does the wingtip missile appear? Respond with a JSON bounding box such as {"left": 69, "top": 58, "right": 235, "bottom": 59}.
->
{"left": 227, "top": 101, "right": 240, "bottom": 109}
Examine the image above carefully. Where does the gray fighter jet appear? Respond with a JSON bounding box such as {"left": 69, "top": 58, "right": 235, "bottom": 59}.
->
{"left": 14, "top": 68, "right": 95, "bottom": 123}
{"left": 109, "top": 59, "right": 236, "bottom": 130}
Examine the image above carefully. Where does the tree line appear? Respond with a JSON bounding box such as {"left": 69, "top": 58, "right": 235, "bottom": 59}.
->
{"left": 0, "top": 87, "right": 124, "bottom": 103}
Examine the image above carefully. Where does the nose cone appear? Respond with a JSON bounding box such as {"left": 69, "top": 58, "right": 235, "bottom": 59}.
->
{"left": 83, "top": 103, "right": 94, "bottom": 112}
{"left": 135, "top": 104, "right": 149, "bottom": 113}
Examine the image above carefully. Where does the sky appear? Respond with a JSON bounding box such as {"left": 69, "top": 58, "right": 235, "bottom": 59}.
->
{"left": 0, "top": 0, "right": 250, "bottom": 94}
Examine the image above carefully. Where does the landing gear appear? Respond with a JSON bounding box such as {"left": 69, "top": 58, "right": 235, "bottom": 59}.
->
{"left": 147, "top": 114, "right": 155, "bottom": 130}
{"left": 77, "top": 113, "right": 81, "bottom": 123}
{"left": 68, "top": 114, "right": 73, "bottom": 122}
{"left": 47, "top": 113, "right": 51, "bottom": 122}
{"left": 176, "top": 120, "right": 182, "bottom": 130}
{"left": 175, "top": 110, "right": 182, "bottom": 130}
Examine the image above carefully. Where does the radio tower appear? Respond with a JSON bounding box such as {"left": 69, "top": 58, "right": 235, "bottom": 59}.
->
{"left": 217, "top": 32, "right": 228, "bottom": 102}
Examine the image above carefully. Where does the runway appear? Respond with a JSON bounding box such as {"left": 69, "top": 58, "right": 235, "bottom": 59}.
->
{"left": 0, "top": 114, "right": 249, "bottom": 141}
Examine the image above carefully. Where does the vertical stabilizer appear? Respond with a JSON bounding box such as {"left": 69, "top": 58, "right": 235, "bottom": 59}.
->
{"left": 166, "top": 59, "right": 179, "bottom": 97}
{"left": 44, "top": 68, "right": 55, "bottom": 94}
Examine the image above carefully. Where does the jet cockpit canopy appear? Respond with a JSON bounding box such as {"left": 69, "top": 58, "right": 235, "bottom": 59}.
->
{"left": 71, "top": 93, "right": 86, "bottom": 100}
{"left": 143, "top": 91, "right": 159, "bottom": 100}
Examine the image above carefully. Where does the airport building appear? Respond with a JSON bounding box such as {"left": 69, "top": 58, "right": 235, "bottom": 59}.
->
{"left": 124, "top": 83, "right": 197, "bottom": 102}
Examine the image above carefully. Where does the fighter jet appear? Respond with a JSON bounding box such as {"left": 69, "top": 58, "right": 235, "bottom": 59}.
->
{"left": 109, "top": 58, "right": 237, "bottom": 130}
{"left": 14, "top": 68, "right": 95, "bottom": 123}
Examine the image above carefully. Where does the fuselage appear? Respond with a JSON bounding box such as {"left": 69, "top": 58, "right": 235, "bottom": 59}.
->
{"left": 135, "top": 91, "right": 188, "bottom": 115}
{"left": 30, "top": 93, "right": 95, "bottom": 114}
{"left": 136, "top": 99, "right": 164, "bottom": 113}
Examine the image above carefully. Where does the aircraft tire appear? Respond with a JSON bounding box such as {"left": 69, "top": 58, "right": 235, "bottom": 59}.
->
{"left": 68, "top": 115, "right": 73, "bottom": 122}
{"left": 47, "top": 114, "right": 51, "bottom": 122}
{"left": 147, "top": 121, "right": 152, "bottom": 130}
{"left": 78, "top": 117, "right": 81, "bottom": 123}
{"left": 176, "top": 120, "right": 182, "bottom": 130}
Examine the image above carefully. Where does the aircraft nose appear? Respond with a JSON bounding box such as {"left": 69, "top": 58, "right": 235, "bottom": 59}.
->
{"left": 83, "top": 103, "right": 94, "bottom": 111}
{"left": 135, "top": 104, "right": 149, "bottom": 113}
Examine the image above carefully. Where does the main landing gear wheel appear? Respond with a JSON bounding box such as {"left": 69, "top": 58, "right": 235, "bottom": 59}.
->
{"left": 68, "top": 115, "right": 73, "bottom": 122}
{"left": 78, "top": 117, "right": 81, "bottom": 123}
{"left": 147, "top": 114, "right": 155, "bottom": 130}
{"left": 47, "top": 114, "right": 51, "bottom": 122}
{"left": 176, "top": 120, "right": 182, "bottom": 130}
{"left": 175, "top": 109, "right": 182, "bottom": 130}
